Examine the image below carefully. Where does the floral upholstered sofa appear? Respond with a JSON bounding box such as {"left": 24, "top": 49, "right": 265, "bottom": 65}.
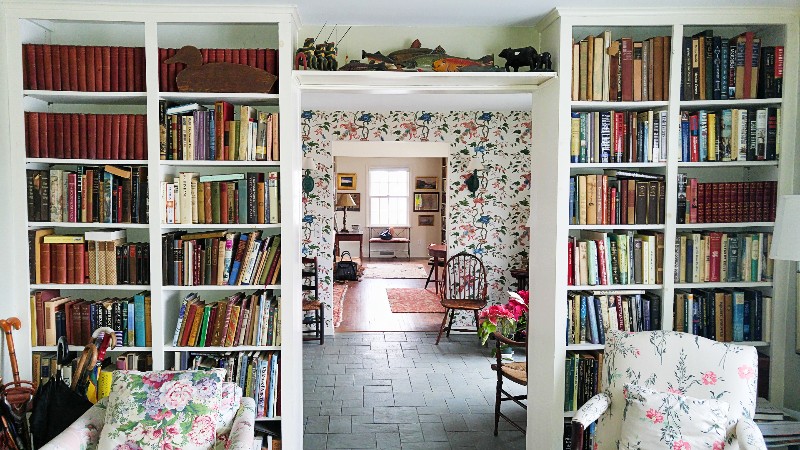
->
{"left": 41, "top": 370, "right": 255, "bottom": 450}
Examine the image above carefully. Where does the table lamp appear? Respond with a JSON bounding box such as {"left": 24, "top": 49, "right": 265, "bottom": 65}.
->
{"left": 336, "top": 193, "right": 357, "bottom": 233}
{"left": 769, "top": 195, "right": 800, "bottom": 353}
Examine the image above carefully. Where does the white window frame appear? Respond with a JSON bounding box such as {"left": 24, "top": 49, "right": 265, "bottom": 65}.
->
{"left": 368, "top": 167, "right": 410, "bottom": 227}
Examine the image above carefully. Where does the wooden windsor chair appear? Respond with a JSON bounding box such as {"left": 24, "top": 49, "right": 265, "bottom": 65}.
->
{"left": 434, "top": 251, "right": 487, "bottom": 345}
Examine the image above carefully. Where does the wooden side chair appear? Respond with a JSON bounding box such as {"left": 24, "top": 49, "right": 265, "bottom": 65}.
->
{"left": 301, "top": 256, "right": 324, "bottom": 344}
{"left": 491, "top": 331, "right": 527, "bottom": 435}
{"left": 434, "top": 251, "right": 487, "bottom": 345}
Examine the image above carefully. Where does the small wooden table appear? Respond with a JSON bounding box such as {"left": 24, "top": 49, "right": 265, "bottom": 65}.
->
{"left": 427, "top": 244, "right": 447, "bottom": 293}
{"left": 334, "top": 232, "right": 363, "bottom": 260}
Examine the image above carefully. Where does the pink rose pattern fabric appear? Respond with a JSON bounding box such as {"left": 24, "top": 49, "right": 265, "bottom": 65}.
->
{"left": 618, "top": 383, "right": 729, "bottom": 450}
{"left": 98, "top": 369, "right": 225, "bottom": 450}
{"left": 571, "top": 330, "right": 765, "bottom": 450}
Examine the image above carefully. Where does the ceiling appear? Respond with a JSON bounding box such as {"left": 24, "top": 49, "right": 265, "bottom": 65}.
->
{"left": 76, "top": 0, "right": 800, "bottom": 27}
{"left": 87, "top": 0, "right": 799, "bottom": 26}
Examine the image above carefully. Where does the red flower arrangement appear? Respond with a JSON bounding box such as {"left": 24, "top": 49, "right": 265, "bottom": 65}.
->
{"left": 477, "top": 290, "right": 529, "bottom": 345}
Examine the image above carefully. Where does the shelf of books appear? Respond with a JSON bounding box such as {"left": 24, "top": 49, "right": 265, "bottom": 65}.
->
{"left": 6, "top": 5, "right": 300, "bottom": 446}
{"left": 532, "top": 9, "right": 798, "bottom": 448}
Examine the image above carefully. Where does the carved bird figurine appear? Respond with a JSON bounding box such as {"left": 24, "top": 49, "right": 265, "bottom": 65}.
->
{"left": 164, "top": 45, "right": 277, "bottom": 93}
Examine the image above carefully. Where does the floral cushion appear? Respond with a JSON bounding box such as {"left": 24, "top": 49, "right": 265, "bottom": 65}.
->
{"left": 619, "top": 383, "right": 730, "bottom": 450}
{"left": 215, "top": 382, "right": 242, "bottom": 436}
{"left": 98, "top": 369, "right": 225, "bottom": 450}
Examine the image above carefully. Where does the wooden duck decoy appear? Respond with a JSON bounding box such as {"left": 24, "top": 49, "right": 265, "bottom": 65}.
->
{"left": 164, "top": 45, "right": 277, "bottom": 93}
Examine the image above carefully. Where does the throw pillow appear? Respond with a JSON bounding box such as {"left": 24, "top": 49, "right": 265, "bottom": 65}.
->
{"left": 619, "top": 383, "right": 730, "bottom": 450}
{"left": 98, "top": 369, "right": 225, "bottom": 450}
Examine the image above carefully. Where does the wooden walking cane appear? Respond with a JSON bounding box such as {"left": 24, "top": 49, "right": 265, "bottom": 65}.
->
{"left": 0, "top": 317, "right": 35, "bottom": 449}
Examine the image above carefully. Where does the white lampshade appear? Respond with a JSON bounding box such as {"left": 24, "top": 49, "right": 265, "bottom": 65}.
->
{"left": 770, "top": 195, "right": 800, "bottom": 261}
{"left": 466, "top": 158, "right": 484, "bottom": 172}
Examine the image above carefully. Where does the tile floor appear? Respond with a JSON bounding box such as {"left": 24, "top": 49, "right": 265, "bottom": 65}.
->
{"left": 303, "top": 331, "right": 527, "bottom": 449}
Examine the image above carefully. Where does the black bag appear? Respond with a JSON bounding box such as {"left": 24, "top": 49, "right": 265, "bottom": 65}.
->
{"left": 379, "top": 228, "right": 393, "bottom": 240}
{"left": 334, "top": 251, "right": 358, "bottom": 281}
{"left": 30, "top": 337, "right": 93, "bottom": 449}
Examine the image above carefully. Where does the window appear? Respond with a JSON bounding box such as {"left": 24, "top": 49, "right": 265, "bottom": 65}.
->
{"left": 369, "top": 168, "right": 409, "bottom": 226}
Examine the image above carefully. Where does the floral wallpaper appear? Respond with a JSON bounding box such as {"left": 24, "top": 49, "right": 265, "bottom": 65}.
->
{"left": 301, "top": 110, "right": 532, "bottom": 334}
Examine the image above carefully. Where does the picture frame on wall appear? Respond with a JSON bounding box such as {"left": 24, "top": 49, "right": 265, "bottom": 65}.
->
{"left": 413, "top": 192, "right": 440, "bottom": 212}
{"left": 414, "top": 176, "right": 439, "bottom": 191}
{"left": 336, "top": 173, "right": 357, "bottom": 190}
{"left": 418, "top": 215, "right": 435, "bottom": 226}
{"left": 335, "top": 193, "right": 361, "bottom": 211}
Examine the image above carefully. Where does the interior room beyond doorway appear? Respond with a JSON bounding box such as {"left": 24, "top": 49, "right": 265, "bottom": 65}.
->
{"left": 333, "top": 142, "right": 449, "bottom": 333}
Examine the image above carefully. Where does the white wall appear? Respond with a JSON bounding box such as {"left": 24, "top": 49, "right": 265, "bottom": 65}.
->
{"left": 0, "top": 4, "right": 14, "bottom": 382}
{"left": 334, "top": 155, "right": 443, "bottom": 259}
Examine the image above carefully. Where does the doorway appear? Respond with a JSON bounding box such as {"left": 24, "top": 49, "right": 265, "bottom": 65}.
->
{"left": 332, "top": 143, "right": 449, "bottom": 333}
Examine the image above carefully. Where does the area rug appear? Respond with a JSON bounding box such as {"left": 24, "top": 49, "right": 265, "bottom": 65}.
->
{"left": 332, "top": 282, "right": 348, "bottom": 327}
{"left": 362, "top": 261, "right": 429, "bottom": 279}
{"left": 386, "top": 288, "right": 446, "bottom": 313}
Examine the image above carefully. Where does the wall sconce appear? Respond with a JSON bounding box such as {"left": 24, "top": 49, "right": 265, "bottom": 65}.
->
{"left": 465, "top": 157, "right": 484, "bottom": 194}
{"left": 302, "top": 156, "right": 315, "bottom": 193}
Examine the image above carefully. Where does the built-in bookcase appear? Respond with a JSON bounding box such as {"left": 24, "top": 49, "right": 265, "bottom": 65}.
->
{"left": 3, "top": 3, "right": 301, "bottom": 445}
{"left": 532, "top": 8, "right": 799, "bottom": 448}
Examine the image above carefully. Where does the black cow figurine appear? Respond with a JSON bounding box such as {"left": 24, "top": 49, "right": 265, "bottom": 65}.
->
{"left": 499, "top": 47, "right": 553, "bottom": 72}
{"left": 498, "top": 46, "right": 537, "bottom": 72}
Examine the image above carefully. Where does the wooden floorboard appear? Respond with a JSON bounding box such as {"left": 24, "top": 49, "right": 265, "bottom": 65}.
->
{"left": 335, "top": 275, "right": 444, "bottom": 333}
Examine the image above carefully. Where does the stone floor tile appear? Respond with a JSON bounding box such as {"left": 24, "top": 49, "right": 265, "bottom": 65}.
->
{"left": 326, "top": 433, "right": 378, "bottom": 449}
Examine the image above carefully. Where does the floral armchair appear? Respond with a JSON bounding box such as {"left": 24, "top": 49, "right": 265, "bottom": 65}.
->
{"left": 572, "top": 330, "right": 767, "bottom": 450}
{"left": 41, "top": 381, "right": 256, "bottom": 450}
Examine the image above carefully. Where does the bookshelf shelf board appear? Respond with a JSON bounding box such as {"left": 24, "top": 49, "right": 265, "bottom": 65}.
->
{"left": 165, "top": 345, "right": 280, "bottom": 352}
{"left": 159, "top": 160, "right": 281, "bottom": 167}
{"left": 26, "top": 158, "right": 149, "bottom": 165}
{"left": 566, "top": 343, "right": 605, "bottom": 350}
{"left": 677, "top": 161, "right": 779, "bottom": 168}
{"left": 32, "top": 346, "right": 152, "bottom": 352}
{"left": 28, "top": 221, "right": 149, "bottom": 229}
{"left": 679, "top": 98, "right": 782, "bottom": 109}
{"left": 676, "top": 222, "right": 775, "bottom": 229}
{"left": 674, "top": 281, "right": 773, "bottom": 289}
{"left": 159, "top": 92, "right": 280, "bottom": 106}
{"left": 23, "top": 90, "right": 147, "bottom": 105}
{"left": 160, "top": 223, "right": 281, "bottom": 230}
{"left": 569, "top": 162, "right": 666, "bottom": 169}
{"left": 568, "top": 224, "right": 665, "bottom": 231}
{"left": 163, "top": 285, "right": 280, "bottom": 291}
{"left": 295, "top": 70, "right": 557, "bottom": 93}
{"left": 30, "top": 284, "right": 151, "bottom": 290}
{"left": 563, "top": 411, "right": 576, "bottom": 418}
{"left": 568, "top": 284, "right": 663, "bottom": 291}
{"left": 255, "top": 417, "right": 281, "bottom": 422}
{"left": 571, "top": 100, "right": 669, "bottom": 111}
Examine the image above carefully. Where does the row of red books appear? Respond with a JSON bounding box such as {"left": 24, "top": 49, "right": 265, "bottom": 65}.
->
{"left": 22, "top": 44, "right": 145, "bottom": 92}
{"left": 25, "top": 112, "right": 147, "bottom": 160}
{"left": 158, "top": 47, "right": 278, "bottom": 93}
{"left": 677, "top": 177, "right": 777, "bottom": 224}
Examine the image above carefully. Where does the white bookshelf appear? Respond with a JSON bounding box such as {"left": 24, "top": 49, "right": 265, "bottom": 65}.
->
{"left": 532, "top": 7, "right": 799, "bottom": 448}
{"left": 2, "top": 2, "right": 301, "bottom": 446}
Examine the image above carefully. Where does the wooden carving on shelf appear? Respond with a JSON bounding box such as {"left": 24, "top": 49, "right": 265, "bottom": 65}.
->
{"left": 164, "top": 45, "right": 277, "bottom": 93}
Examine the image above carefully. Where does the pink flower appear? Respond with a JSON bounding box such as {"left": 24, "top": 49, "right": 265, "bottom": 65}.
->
{"left": 165, "top": 425, "right": 180, "bottom": 436}
{"left": 712, "top": 441, "right": 725, "bottom": 450}
{"left": 159, "top": 379, "right": 195, "bottom": 411}
{"left": 142, "top": 372, "right": 174, "bottom": 390}
{"left": 151, "top": 410, "right": 174, "bottom": 421}
{"left": 473, "top": 198, "right": 485, "bottom": 204}
{"left": 668, "top": 387, "right": 683, "bottom": 395}
{"left": 114, "top": 444, "right": 141, "bottom": 450}
{"left": 673, "top": 440, "right": 692, "bottom": 450}
{"left": 738, "top": 365, "right": 755, "bottom": 379}
{"left": 634, "top": 349, "right": 641, "bottom": 357}
{"left": 189, "top": 414, "right": 217, "bottom": 445}
{"left": 646, "top": 408, "right": 664, "bottom": 424}
{"left": 702, "top": 371, "right": 718, "bottom": 385}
